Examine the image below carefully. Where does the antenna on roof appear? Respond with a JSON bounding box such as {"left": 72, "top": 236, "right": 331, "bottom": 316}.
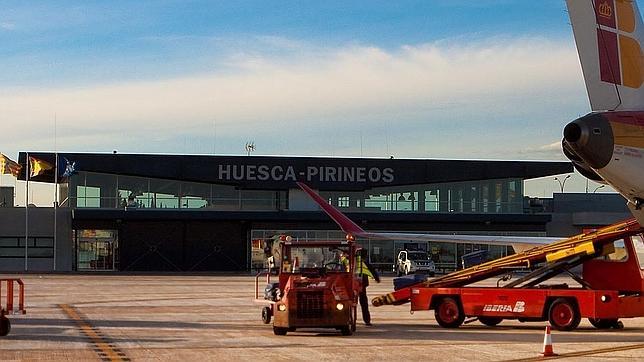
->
{"left": 245, "top": 141, "right": 256, "bottom": 156}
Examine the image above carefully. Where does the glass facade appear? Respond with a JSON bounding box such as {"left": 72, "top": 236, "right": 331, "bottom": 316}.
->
{"left": 68, "top": 171, "right": 288, "bottom": 211}
{"left": 65, "top": 171, "right": 523, "bottom": 214}
{"left": 320, "top": 178, "right": 524, "bottom": 214}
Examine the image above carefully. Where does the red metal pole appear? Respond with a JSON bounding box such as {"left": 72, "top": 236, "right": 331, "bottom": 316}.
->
{"left": 6, "top": 280, "right": 13, "bottom": 313}
{"left": 18, "top": 280, "right": 25, "bottom": 313}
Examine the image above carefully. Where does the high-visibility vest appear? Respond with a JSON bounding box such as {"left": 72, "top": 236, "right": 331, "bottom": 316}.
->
{"left": 355, "top": 255, "right": 375, "bottom": 279}
{"left": 340, "top": 255, "right": 350, "bottom": 271}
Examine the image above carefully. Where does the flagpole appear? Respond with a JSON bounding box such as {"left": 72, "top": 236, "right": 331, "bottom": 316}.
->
{"left": 25, "top": 152, "right": 29, "bottom": 271}
{"left": 13, "top": 169, "right": 17, "bottom": 207}
{"left": 54, "top": 114, "right": 58, "bottom": 271}
{"left": 54, "top": 152, "right": 58, "bottom": 271}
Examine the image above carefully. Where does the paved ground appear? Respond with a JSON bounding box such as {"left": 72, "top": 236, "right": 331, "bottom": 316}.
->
{"left": 1, "top": 274, "right": 644, "bottom": 361}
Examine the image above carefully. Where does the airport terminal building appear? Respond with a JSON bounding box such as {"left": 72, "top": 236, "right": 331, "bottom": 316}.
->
{"left": 0, "top": 152, "right": 572, "bottom": 272}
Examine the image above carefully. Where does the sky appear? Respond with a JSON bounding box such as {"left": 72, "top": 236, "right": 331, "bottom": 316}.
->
{"left": 0, "top": 0, "right": 636, "bottom": 204}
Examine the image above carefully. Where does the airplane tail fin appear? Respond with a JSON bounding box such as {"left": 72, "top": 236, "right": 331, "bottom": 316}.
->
{"left": 296, "top": 182, "right": 367, "bottom": 237}
{"left": 567, "top": 0, "right": 644, "bottom": 111}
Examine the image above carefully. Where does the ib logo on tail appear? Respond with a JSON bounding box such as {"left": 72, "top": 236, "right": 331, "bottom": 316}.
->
{"left": 567, "top": 0, "right": 644, "bottom": 111}
{"left": 595, "top": 0, "right": 643, "bottom": 89}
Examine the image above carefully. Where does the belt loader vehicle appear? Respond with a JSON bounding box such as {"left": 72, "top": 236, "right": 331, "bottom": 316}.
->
{"left": 374, "top": 219, "right": 644, "bottom": 331}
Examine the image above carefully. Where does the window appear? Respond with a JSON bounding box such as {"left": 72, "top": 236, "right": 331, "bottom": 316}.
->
{"left": 212, "top": 184, "right": 240, "bottom": 210}
{"left": 495, "top": 182, "right": 502, "bottom": 213}
{"left": 181, "top": 182, "right": 210, "bottom": 208}
{"left": 632, "top": 235, "right": 644, "bottom": 269}
{"left": 149, "top": 179, "right": 180, "bottom": 208}
{"left": 76, "top": 186, "right": 101, "bottom": 208}
{"left": 364, "top": 193, "right": 389, "bottom": 211}
{"left": 603, "top": 239, "right": 628, "bottom": 261}
{"left": 508, "top": 180, "right": 517, "bottom": 210}
{"left": 429, "top": 242, "right": 457, "bottom": 270}
{"left": 0, "top": 237, "right": 54, "bottom": 258}
{"left": 425, "top": 190, "right": 439, "bottom": 212}
{"left": 75, "top": 229, "right": 118, "bottom": 271}
{"left": 338, "top": 196, "right": 350, "bottom": 208}
{"left": 85, "top": 172, "right": 117, "bottom": 207}
{"left": 369, "top": 240, "right": 393, "bottom": 266}
{"left": 118, "top": 175, "right": 149, "bottom": 208}
{"left": 241, "top": 190, "right": 279, "bottom": 210}
{"left": 470, "top": 185, "right": 477, "bottom": 212}
{"left": 0, "top": 237, "right": 19, "bottom": 247}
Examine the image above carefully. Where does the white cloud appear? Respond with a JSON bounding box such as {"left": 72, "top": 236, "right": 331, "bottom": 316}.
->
{"left": 0, "top": 36, "right": 585, "bottom": 157}
{"left": 0, "top": 22, "right": 15, "bottom": 30}
{"left": 519, "top": 141, "right": 566, "bottom": 159}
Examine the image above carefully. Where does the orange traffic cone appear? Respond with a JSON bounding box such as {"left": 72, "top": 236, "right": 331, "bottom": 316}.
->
{"left": 541, "top": 325, "right": 558, "bottom": 357}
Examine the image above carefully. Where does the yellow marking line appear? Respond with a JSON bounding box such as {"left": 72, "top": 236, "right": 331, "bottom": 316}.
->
{"left": 508, "top": 342, "right": 644, "bottom": 361}
{"left": 59, "top": 304, "right": 126, "bottom": 362}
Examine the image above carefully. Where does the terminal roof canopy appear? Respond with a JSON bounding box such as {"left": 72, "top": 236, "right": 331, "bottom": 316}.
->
{"left": 17, "top": 152, "right": 572, "bottom": 191}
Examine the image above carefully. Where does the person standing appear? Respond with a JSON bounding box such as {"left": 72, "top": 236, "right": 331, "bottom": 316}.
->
{"left": 357, "top": 249, "right": 380, "bottom": 325}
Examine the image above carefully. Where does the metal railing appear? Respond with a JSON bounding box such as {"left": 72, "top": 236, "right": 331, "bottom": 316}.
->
{"left": 1, "top": 278, "right": 26, "bottom": 315}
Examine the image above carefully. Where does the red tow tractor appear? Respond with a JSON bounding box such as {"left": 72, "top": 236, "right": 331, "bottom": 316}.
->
{"left": 255, "top": 237, "right": 361, "bottom": 335}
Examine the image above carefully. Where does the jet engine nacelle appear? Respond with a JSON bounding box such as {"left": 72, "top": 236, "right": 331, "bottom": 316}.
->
{"left": 561, "top": 138, "right": 605, "bottom": 183}
{"left": 563, "top": 112, "right": 614, "bottom": 169}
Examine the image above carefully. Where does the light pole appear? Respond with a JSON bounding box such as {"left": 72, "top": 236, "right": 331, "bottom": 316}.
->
{"left": 554, "top": 174, "right": 572, "bottom": 193}
{"left": 593, "top": 185, "right": 606, "bottom": 193}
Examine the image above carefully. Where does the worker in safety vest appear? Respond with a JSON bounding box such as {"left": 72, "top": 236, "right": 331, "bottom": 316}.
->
{"left": 338, "top": 250, "right": 350, "bottom": 271}
{"left": 356, "top": 249, "right": 380, "bottom": 325}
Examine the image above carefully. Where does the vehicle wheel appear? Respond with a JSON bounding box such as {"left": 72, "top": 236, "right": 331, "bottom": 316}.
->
{"left": 479, "top": 317, "right": 503, "bottom": 327}
{"left": 273, "top": 326, "right": 288, "bottom": 335}
{"left": 0, "top": 317, "right": 10, "bottom": 337}
{"left": 261, "top": 306, "right": 272, "bottom": 324}
{"left": 588, "top": 318, "right": 619, "bottom": 329}
{"left": 434, "top": 297, "right": 465, "bottom": 328}
{"left": 548, "top": 298, "right": 581, "bottom": 331}
{"left": 340, "top": 325, "right": 353, "bottom": 336}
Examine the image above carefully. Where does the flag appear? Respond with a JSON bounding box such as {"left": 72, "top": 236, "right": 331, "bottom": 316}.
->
{"left": 29, "top": 156, "right": 54, "bottom": 178}
{"left": 61, "top": 157, "right": 78, "bottom": 177}
{"left": 0, "top": 153, "right": 22, "bottom": 177}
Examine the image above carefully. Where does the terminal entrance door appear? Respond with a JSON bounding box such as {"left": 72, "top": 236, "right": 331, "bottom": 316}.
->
{"left": 75, "top": 229, "right": 119, "bottom": 271}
